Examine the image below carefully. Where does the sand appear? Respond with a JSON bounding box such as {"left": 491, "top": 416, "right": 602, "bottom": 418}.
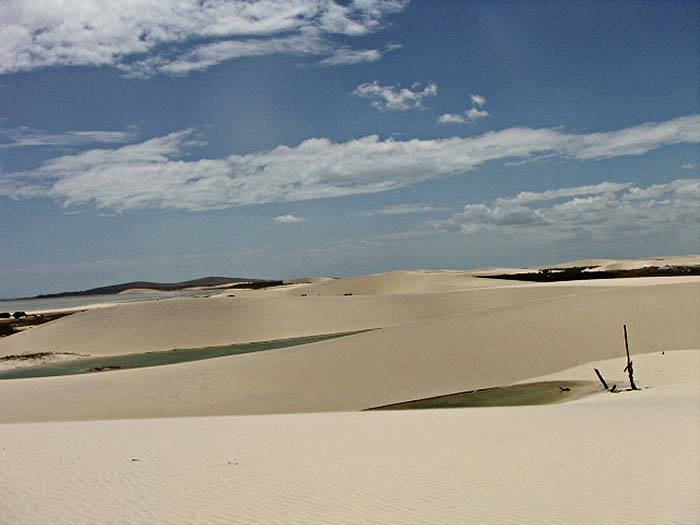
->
{"left": 0, "top": 256, "right": 698, "bottom": 523}
{"left": 1, "top": 350, "right": 697, "bottom": 523}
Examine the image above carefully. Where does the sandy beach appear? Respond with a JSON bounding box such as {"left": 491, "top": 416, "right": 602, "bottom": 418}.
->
{"left": 0, "top": 256, "right": 698, "bottom": 523}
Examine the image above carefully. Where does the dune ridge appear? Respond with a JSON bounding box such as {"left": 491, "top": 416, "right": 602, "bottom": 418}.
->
{"left": 0, "top": 283, "right": 594, "bottom": 358}
{"left": 0, "top": 280, "right": 696, "bottom": 422}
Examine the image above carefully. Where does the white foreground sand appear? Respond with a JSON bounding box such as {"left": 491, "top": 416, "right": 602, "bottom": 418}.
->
{"left": 1, "top": 350, "right": 697, "bottom": 524}
{"left": 0, "top": 257, "right": 698, "bottom": 523}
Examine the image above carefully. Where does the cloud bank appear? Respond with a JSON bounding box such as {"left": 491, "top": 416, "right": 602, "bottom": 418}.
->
{"left": 434, "top": 178, "right": 700, "bottom": 241}
{"left": 0, "top": 0, "right": 408, "bottom": 76}
{"left": 1, "top": 115, "right": 698, "bottom": 212}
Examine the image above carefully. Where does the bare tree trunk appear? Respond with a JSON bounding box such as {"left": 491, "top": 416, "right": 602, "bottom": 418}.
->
{"left": 594, "top": 368, "right": 609, "bottom": 390}
{"left": 623, "top": 324, "right": 639, "bottom": 391}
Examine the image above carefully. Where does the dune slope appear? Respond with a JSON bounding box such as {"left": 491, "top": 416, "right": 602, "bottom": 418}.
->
{"left": 0, "top": 284, "right": 583, "bottom": 358}
{"left": 0, "top": 281, "right": 696, "bottom": 422}
{"left": 1, "top": 350, "right": 697, "bottom": 524}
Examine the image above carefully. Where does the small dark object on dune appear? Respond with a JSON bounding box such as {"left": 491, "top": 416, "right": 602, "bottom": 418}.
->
{"left": 0, "top": 312, "right": 10, "bottom": 319}
{"left": 559, "top": 386, "right": 571, "bottom": 392}
{"left": 12, "top": 311, "right": 27, "bottom": 319}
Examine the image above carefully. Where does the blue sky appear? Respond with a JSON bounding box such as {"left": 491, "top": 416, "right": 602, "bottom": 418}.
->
{"left": 0, "top": 0, "right": 698, "bottom": 297}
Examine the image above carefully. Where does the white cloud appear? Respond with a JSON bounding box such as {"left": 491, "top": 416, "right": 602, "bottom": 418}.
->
{"left": 438, "top": 113, "right": 466, "bottom": 124}
{"left": 366, "top": 203, "right": 445, "bottom": 216}
{"left": 121, "top": 29, "right": 329, "bottom": 77}
{"left": 0, "top": 0, "right": 408, "bottom": 76}
{"left": 318, "top": 43, "right": 401, "bottom": 66}
{"left": 681, "top": 162, "right": 697, "bottom": 170}
{"left": 442, "top": 94, "right": 490, "bottom": 123}
{"left": 470, "top": 94, "right": 486, "bottom": 106}
{"left": 0, "top": 127, "right": 137, "bottom": 149}
{"left": 353, "top": 81, "right": 437, "bottom": 111}
{"left": 435, "top": 178, "right": 700, "bottom": 241}
{"left": 510, "top": 182, "right": 633, "bottom": 204}
{"left": 274, "top": 214, "right": 306, "bottom": 223}
{"left": 1, "top": 114, "right": 699, "bottom": 212}
{"left": 569, "top": 117, "right": 700, "bottom": 160}
{"left": 466, "top": 108, "right": 490, "bottom": 120}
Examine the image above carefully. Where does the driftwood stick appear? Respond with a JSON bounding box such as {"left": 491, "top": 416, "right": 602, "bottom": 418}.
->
{"left": 623, "top": 324, "right": 639, "bottom": 391}
{"left": 594, "top": 368, "right": 609, "bottom": 390}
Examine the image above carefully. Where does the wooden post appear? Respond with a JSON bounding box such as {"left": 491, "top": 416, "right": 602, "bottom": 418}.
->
{"left": 594, "top": 368, "right": 609, "bottom": 390}
{"left": 623, "top": 324, "right": 639, "bottom": 390}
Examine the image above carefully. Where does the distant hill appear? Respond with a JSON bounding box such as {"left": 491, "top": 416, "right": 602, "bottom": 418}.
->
{"left": 34, "top": 277, "right": 284, "bottom": 298}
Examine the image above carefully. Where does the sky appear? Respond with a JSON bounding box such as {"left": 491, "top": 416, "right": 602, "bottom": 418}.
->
{"left": 0, "top": 0, "right": 699, "bottom": 297}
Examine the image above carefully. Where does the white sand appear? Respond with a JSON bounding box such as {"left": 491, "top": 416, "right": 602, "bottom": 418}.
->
{"left": 0, "top": 256, "right": 698, "bottom": 523}
{"left": 0, "top": 277, "right": 697, "bottom": 422}
{"left": 1, "top": 350, "right": 697, "bottom": 524}
{"left": 550, "top": 254, "right": 700, "bottom": 270}
{"left": 0, "top": 285, "right": 581, "bottom": 358}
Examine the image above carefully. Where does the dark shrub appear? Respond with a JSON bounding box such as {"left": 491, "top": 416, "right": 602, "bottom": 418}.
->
{"left": 0, "top": 324, "right": 16, "bottom": 336}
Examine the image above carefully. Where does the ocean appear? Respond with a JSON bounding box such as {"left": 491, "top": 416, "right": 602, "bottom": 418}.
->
{"left": 0, "top": 289, "right": 208, "bottom": 314}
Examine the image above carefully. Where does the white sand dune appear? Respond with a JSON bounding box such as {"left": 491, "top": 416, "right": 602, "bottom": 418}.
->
{"left": 1, "top": 350, "right": 697, "bottom": 524}
{"left": 1, "top": 257, "right": 698, "bottom": 522}
{"left": 0, "top": 282, "right": 583, "bottom": 358}
{"left": 552, "top": 254, "right": 700, "bottom": 270}
{"left": 0, "top": 280, "right": 697, "bottom": 423}
{"left": 278, "top": 269, "right": 513, "bottom": 296}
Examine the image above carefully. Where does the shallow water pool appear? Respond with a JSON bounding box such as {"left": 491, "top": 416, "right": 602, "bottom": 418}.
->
{"left": 0, "top": 330, "right": 369, "bottom": 381}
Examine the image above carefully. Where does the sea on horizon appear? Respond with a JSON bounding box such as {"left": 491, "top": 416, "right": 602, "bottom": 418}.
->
{"left": 0, "top": 289, "right": 208, "bottom": 314}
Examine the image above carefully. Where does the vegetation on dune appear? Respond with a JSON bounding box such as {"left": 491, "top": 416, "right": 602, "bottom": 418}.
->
{"left": 476, "top": 265, "right": 700, "bottom": 282}
{"left": 0, "top": 312, "right": 76, "bottom": 338}
{"left": 0, "top": 323, "right": 16, "bottom": 337}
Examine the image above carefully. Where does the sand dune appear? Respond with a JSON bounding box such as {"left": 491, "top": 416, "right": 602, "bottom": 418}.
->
{"left": 552, "top": 254, "right": 700, "bottom": 270}
{"left": 1, "top": 258, "right": 699, "bottom": 522}
{"left": 0, "top": 283, "right": 583, "bottom": 358}
{"left": 0, "top": 280, "right": 696, "bottom": 422}
{"left": 1, "top": 350, "right": 697, "bottom": 524}
{"left": 279, "top": 269, "right": 514, "bottom": 296}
